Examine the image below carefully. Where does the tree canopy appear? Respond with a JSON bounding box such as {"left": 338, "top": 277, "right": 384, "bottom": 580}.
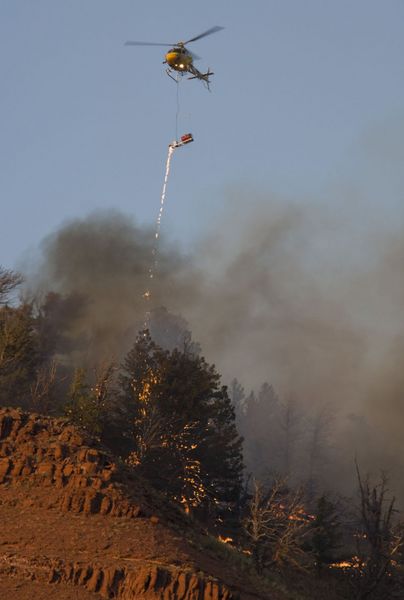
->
{"left": 119, "top": 330, "right": 243, "bottom": 515}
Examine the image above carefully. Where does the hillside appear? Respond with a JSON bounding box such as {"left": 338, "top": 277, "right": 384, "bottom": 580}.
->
{"left": 0, "top": 407, "right": 280, "bottom": 600}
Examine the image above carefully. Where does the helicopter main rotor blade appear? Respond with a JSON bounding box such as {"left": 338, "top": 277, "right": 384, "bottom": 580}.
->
{"left": 189, "top": 50, "right": 201, "bottom": 61}
{"left": 124, "top": 41, "right": 174, "bottom": 47}
{"left": 184, "top": 26, "right": 224, "bottom": 45}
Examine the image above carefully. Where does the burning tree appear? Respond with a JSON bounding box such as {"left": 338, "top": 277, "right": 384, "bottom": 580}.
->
{"left": 351, "top": 465, "right": 404, "bottom": 599}
{"left": 119, "top": 330, "right": 243, "bottom": 516}
{"left": 244, "top": 478, "right": 311, "bottom": 573}
{"left": 308, "top": 494, "right": 342, "bottom": 575}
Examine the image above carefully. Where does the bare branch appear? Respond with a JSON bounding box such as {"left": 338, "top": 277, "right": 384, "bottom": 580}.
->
{"left": 30, "top": 360, "right": 59, "bottom": 413}
{"left": 244, "top": 478, "right": 311, "bottom": 573}
{"left": 0, "top": 267, "right": 23, "bottom": 305}
{"left": 353, "top": 463, "right": 404, "bottom": 599}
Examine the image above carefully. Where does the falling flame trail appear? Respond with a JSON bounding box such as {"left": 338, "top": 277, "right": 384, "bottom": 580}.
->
{"left": 156, "top": 145, "right": 175, "bottom": 246}
{"left": 143, "top": 144, "right": 175, "bottom": 307}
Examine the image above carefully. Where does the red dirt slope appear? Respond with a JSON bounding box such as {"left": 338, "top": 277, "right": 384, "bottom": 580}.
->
{"left": 0, "top": 408, "right": 274, "bottom": 600}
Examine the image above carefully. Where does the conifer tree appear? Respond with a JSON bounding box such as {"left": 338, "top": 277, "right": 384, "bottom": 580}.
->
{"left": 64, "top": 365, "right": 114, "bottom": 437}
{"left": 229, "top": 378, "right": 246, "bottom": 430}
{"left": 309, "top": 494, "right": 341, "bottom": 574}
{"left": 242, "top": 383, "right": 280, "bottom": 479}
{"left": 119, "top": 330, "right": 243, "bottom": 515}
{"left": 0, "top": 303, "right": 39, "bottom": 407}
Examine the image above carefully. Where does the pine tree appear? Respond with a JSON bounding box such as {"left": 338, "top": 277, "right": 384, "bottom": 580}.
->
{"left": 306, "top": 404, "right": 335, "bottom": 500}
{"left": 279, "top": 395, "right": 302, "bottom": 479}
{"left": 309, "top": 494, "right": 341, "bottom": 574}
{"left": 229, "top": 378, "right": 246, "bottom": 430}
{"left": 119, "top": 330, "right": 243, "bottom": 516}
{"left": 119, "top": 330, "right": 167, "bottom": 456}
{"left": 64, "top": 367, "right": 112, "bottom": 437}
{"left": 0, "top": 303, "right": 39, "bottom": 408}
{"left": 242, "top": 383, "right": 280, "bottom": 479}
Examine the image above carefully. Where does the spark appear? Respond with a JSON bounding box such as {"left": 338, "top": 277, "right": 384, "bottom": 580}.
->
{"left": 142, "top": 144, "right": 175, "bottom": 303}
{"left": 142, "top": 134, "right": 192, "bottom": 305}
{"left": 151, "top": 144, "right": 175, "bottom": 276}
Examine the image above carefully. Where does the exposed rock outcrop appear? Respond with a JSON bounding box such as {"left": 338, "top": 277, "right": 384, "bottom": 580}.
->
{"left": 0, "top": 408, "right": 142, "bottom": 518}
{"left": 0, "top": 553, "right": 234, "bottom": 599}
{"left": 0, "top": 408, "right": 248, "bottom": 599}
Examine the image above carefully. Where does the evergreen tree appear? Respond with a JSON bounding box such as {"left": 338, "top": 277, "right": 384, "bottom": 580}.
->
{"left": 64, "top": 365, "right": 114, "bottom": 437}
{"left": 118, "top": 330, "right": 166, "bottom": 454}
{"left": 242, "top": 383, "right": 280, "bottom": 479}
{"left": 309, "top": 494, "right": 341, "bottom": 574}
{"left": 119, "top": 330, "right": 243, "bottom": 515}
{"left": 229, "top": 378, "right": 246, "bottom": 430}
{"left": 0, "top": 303, "right": 39, "bottom": 408}
{"left": 279, "top": 395, "right": 303, "bottom": 479}
{"left": 306, "top": 404, "right": 335, "bottom": 500}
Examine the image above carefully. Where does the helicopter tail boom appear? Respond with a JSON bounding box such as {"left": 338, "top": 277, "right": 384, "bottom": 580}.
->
{"left": 187, "top": 65, "right": 214, "bottom": 88}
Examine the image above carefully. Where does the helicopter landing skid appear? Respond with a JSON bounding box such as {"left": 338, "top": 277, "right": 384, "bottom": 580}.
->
{"left": 166, "top": 68, "right": 184, "bottom": 83}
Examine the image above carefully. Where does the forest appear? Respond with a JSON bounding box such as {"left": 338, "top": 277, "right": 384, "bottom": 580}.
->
{"left": 1, "top": 263, "right": 403, "bottom": 599}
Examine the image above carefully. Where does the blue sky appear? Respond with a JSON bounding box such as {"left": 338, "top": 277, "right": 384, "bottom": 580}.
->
{"left": 1, "top": 0, "right": 404, "bottom": 268}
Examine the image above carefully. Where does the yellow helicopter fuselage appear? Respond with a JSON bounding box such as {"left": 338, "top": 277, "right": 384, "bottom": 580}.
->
{"left": 165, "top": 47, "right": 193, "bottom": 72}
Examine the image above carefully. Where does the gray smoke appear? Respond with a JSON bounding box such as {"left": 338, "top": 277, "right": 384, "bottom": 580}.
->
{"left": 187, "top": 191, "right": 404, "bottom": 499}
{"left": 29, "top": 193, "right": 404, "bottom": 500}
{"left": 31, "top": 210, "right": 200, "bottom": 361}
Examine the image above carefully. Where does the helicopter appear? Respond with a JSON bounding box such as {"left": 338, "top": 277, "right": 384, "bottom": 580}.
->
{"left": 124, "top": 26, "right": 224, "bottom": 88}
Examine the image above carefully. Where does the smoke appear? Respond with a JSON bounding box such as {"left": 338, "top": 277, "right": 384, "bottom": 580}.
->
{"left": 27, "top": 180, "right": 404, "bottom": 499}
{"left": 190, "top": 194, "right": 367, "bottom": 399}
{"left": 30, "top": 210, "right": 200, "bottom": 362}
{"left": 190, "top": 190, "right": 404, "bottom": 498}
{"left": 186, "top": 190, "right": 404, "bottom": 497}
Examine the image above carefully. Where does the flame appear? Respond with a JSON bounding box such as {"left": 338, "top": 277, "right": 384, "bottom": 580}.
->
{"left": 218, "top": 535, "right": 233, "bottom": 544}
{"left": 330, "top": 556, "right": 362, "bottom": 570}
{"left": 137, "top": 371, "right": 159, "bottom": 404}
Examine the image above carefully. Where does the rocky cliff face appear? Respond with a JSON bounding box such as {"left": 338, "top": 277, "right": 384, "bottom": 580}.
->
{"left": 0, "top": 553, "right": 234, "bottom": 599}
{"left": 0, "top": 407, "right": 253, "bottom": 600}
{"left": 0, "top": 408, "right": 144, "bottom": 519}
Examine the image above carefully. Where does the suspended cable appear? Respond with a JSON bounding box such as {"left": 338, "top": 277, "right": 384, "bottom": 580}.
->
{"left": 175, "top": 74, "right": 180, "bottom": 140}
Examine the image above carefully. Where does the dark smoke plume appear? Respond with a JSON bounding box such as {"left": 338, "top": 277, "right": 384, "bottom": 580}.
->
{"left": 30, "top": 210, "right": 200, "bottom": 362}
{"left": 28, "top": 195, "right": 404, "bottom": 501}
